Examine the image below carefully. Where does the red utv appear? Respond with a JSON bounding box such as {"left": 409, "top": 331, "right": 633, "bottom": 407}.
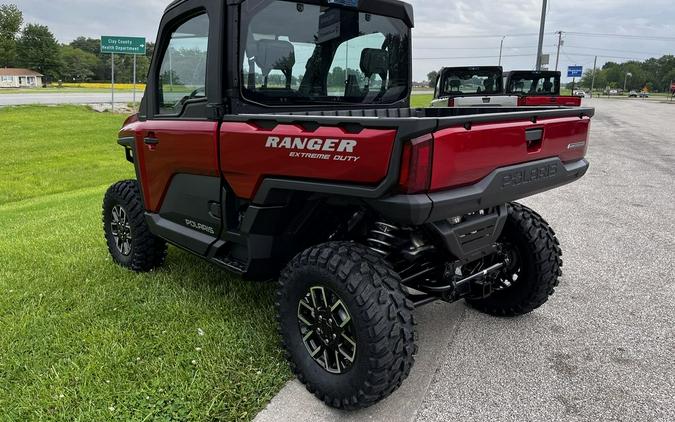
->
{"left": 505, "top": 70, "right": 582, "bottom": 106}
{"left": 102, "top": 0, "right": 593, "bottom": 409}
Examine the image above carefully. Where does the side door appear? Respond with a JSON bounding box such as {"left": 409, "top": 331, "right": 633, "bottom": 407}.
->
{"left": 133, "top": 2, "right": 225, "bottom": 255}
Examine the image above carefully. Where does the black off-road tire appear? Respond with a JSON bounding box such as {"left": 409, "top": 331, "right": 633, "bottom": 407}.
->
{"left": 102, "top": 180, "right": 167, "bottom": 272}
{"left": 466, "top": 203, "right": 563, "bottom": 317}
{"left": 276, "top": 242, "right": 416, "bottom": 409}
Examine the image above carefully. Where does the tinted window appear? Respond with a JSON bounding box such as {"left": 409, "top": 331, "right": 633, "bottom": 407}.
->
{"left": 440, "top": 68, "right": 502, "bottom": 96}
{"left": 240, "top": 0, "right": 410, "bottom": 106}
{"left": 157, "top": 13, "right": 209, "bottom": 115}
{"left": 508, "top": 73, "right": 560, "bottom": 96}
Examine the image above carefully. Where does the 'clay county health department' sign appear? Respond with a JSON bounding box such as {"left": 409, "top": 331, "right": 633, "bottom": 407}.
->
{"left": 100, "top": 36, "right": 146, "bottom": 55}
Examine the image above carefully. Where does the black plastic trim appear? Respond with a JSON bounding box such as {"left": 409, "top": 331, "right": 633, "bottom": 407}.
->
{"left": 368, "top": 158, "right": 589, "bottom": 225}
{"left": 428, "top": 205, "right": 507, "bottom": 261}
{"left": 145, "top": 213, "right": 214, "bottom": 255}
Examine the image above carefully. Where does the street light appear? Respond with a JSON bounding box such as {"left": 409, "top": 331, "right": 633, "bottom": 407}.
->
{"left": 624, "top": 72, "right": 632, "bottom": 93}
{"left": 499, "top": 36, "right": 506, "bottom": 66}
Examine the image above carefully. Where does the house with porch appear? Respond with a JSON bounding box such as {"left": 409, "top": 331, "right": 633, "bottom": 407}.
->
{"left": 0, "top": 68, "right": 44, "bottom": 88}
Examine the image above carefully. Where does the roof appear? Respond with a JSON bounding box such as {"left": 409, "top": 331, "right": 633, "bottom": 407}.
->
{"left": 0, "top": 68, "right": 43, "bottom": 77}
{"left": 165, "top": 0, "right": 414, "bottom": 27}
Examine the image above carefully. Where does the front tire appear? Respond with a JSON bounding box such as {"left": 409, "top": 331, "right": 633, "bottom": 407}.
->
{"left": 466, "top": 203, "right": 563, "bottom": 316}
{"left": 277, "top": 242, "right": 416, "bottom": 409}
{"left": 102, "top": 180, "right": 167, "bottom": 272}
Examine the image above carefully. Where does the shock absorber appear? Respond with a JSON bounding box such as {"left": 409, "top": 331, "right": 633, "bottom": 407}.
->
{"left": 366, "top": 221, "right": 401, "bottom": 256}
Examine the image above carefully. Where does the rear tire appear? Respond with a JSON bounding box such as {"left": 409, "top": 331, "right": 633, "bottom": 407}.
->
{"left": 102, "top": 180, "right": 167, "bottom": 272}
{"left": 466, "top": 203, "right": 563, "bottom": 316}
{"left": 276, "top": 242, "right": 416, "bottom": 409}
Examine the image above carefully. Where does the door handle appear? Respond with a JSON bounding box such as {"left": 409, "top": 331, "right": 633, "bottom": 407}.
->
{"left": 144, "top": 137, "right": 160, "bottom": 145}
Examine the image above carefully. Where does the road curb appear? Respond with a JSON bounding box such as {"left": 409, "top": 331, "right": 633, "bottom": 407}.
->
{"left": 254, "top": 301, "right": 466, "bottom": 422}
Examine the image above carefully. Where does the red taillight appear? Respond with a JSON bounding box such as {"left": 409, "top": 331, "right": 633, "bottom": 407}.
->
{"left": 447, "top": 98, "right": 455, "bottom": 107}
{"left": 398, "top": 134, "right": 434, "bottom": 194}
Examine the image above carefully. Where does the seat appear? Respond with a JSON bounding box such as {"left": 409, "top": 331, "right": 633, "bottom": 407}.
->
{"left": 254, "top": 39, "right": 296, "bottom": 89}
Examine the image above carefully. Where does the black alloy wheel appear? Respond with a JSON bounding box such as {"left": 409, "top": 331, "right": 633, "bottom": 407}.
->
{"left": 297, "top": 285, "right": 357, "bottom": 374}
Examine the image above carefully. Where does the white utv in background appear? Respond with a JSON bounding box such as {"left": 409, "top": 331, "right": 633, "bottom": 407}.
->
{"left": 430, "top": 66, "right": 518, "bottom": 107}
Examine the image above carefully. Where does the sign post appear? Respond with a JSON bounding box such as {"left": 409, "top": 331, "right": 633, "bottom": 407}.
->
{"left": 111, "top": 53, "right": 115, "bottom": 112}
{"left": 567, "top": 66, "right": 583, "bottom": 95}
{"left": 100, "top": 36, "right": 146, "bottom": 110}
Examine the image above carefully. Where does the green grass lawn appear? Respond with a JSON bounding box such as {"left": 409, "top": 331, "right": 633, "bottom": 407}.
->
{"left": 410, "top": 93, "right": 432, "bottom": 108}
{"left": 0, "top": 106, "right": 290, "bottom": 421}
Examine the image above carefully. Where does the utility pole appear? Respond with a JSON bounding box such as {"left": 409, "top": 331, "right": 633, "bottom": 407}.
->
{"left": 535, "top": 0, "right": 548, "bottom": 70}
{"left": 499, "top": 36, "right": 506, "bottom": 66}
{"left": 590, "top": 55, "right": 597, "bottom": 98}
{"left": 555, "top": 31, "right": 563, "bottom": 71}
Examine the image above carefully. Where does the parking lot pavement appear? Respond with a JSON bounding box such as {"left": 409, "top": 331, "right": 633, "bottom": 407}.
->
{"left": 0, "top": 92, "right": 135, "bottom": 106}
{"left": 254, "top": 98, "right": 675, "bottom": 422}
{"left": 417, "top": 98, "right": 675, "bottom": 422}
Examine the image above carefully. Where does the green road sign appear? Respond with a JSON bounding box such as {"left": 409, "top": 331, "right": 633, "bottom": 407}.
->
{"left": 100, "top": 36, "right": 146, "bottom": 55}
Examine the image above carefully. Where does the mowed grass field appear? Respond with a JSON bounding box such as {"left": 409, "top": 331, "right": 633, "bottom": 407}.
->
{"left": 0, "top": 106, "right": 290, "bottom": 421}
{"left": 410, "top": 93, "right": 432, "bottom": 108}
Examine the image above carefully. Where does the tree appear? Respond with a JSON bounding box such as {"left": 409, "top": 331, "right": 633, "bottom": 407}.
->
{"left": 0, "top": 3, "right": 23, "bottom": 67}
{"left": 427, "top": 70, "right": 439, "bottom": 88}
{"left": 69, "top": 36, "right": 100, "bottom": 56}
{"left": 16, "top": 23, "right": 61, "bottom": 80}
{"left": 60, "top": 45, "right": 98, "bottom": 82}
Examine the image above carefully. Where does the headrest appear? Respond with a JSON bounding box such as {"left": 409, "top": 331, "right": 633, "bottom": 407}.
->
{"left": 360, "top": 48, "right": 388, "bottom": 78}
{"left": 254, "top": 39, "right": 295, "bottom": 77}
{"left": 449, "top": 79, "right": 461, "bottom": 90}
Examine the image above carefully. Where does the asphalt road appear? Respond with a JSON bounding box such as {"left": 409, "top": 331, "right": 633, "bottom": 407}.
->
{"left": 0, "top": 92, "right": 136, "bottom": 106}
{"left": 256, "top": 98, "right": 675, "bottom": 422}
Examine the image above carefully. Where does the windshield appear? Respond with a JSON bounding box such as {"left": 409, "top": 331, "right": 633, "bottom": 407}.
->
{"left": 439, "top": 68, "right": 502, "bottom": 96}
{"left": 240, "top": 0, "right": 410, "bottom": 106}
{"left": 507, "top": 73, "right": 560, "bottom": 96}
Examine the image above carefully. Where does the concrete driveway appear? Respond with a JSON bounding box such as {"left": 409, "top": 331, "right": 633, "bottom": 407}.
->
{"left": 255, "top": 98, "right": 675, "bottom": 422}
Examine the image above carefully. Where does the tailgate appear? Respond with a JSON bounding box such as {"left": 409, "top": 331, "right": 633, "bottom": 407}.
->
{"left": 521, "top": 96, "right": 582, "bottom": 107}
{"left": 455, "top": 95, "right": 519, "bottom": 107}
{"left": 430, "top": 115, "right": 590, "bottom": 191}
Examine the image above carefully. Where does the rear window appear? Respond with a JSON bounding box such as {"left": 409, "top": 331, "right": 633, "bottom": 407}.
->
{"left": 439, "top": 68, "right": 502, "bottom": 96}
{"left": 507, "top": 73, "right": 560, "bottom": 96}
{"left": 239, "top": 0, "right": 411, "bottom": 106}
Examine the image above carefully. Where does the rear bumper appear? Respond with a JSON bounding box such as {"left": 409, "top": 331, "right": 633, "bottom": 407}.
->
{"left": 367, "top": 157, "right": 589, "bottom": 225}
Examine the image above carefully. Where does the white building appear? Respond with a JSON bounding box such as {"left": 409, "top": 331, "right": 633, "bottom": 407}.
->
{"left": 0, "top": 68, "right": 44, "bottom": 88}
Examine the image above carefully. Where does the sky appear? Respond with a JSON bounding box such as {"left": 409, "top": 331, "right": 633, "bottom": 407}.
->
{"left": 13, "top": 0, "right": 675, "bottom": 81}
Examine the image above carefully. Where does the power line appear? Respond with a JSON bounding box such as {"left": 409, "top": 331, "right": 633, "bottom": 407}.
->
{"left": 413, "top": 54, "right": 535, "bottom": 61}
{"left": 563, "top": 31, "right": 675, "bottom": 41}
{"left": 414, "top": 32, "right": 556, "bottom": 39}
{"left": 564, "top": 45, "right": 672, "bottom": 56}
{"left": 414, "top": 45, "right": 554, "bottom": 51}
{"left": 561, "top": 51, "right": 648, "bottom": 61}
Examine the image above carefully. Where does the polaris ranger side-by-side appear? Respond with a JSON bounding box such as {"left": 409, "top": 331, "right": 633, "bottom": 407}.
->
{"left": 505, "top": 70, "right": 582, "bottom": 107}
{"left": 103, "top": 0, "right": 593, "bottom": 409}
{"left": 430, "top": 66, "right": 518, "bottom": 107}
